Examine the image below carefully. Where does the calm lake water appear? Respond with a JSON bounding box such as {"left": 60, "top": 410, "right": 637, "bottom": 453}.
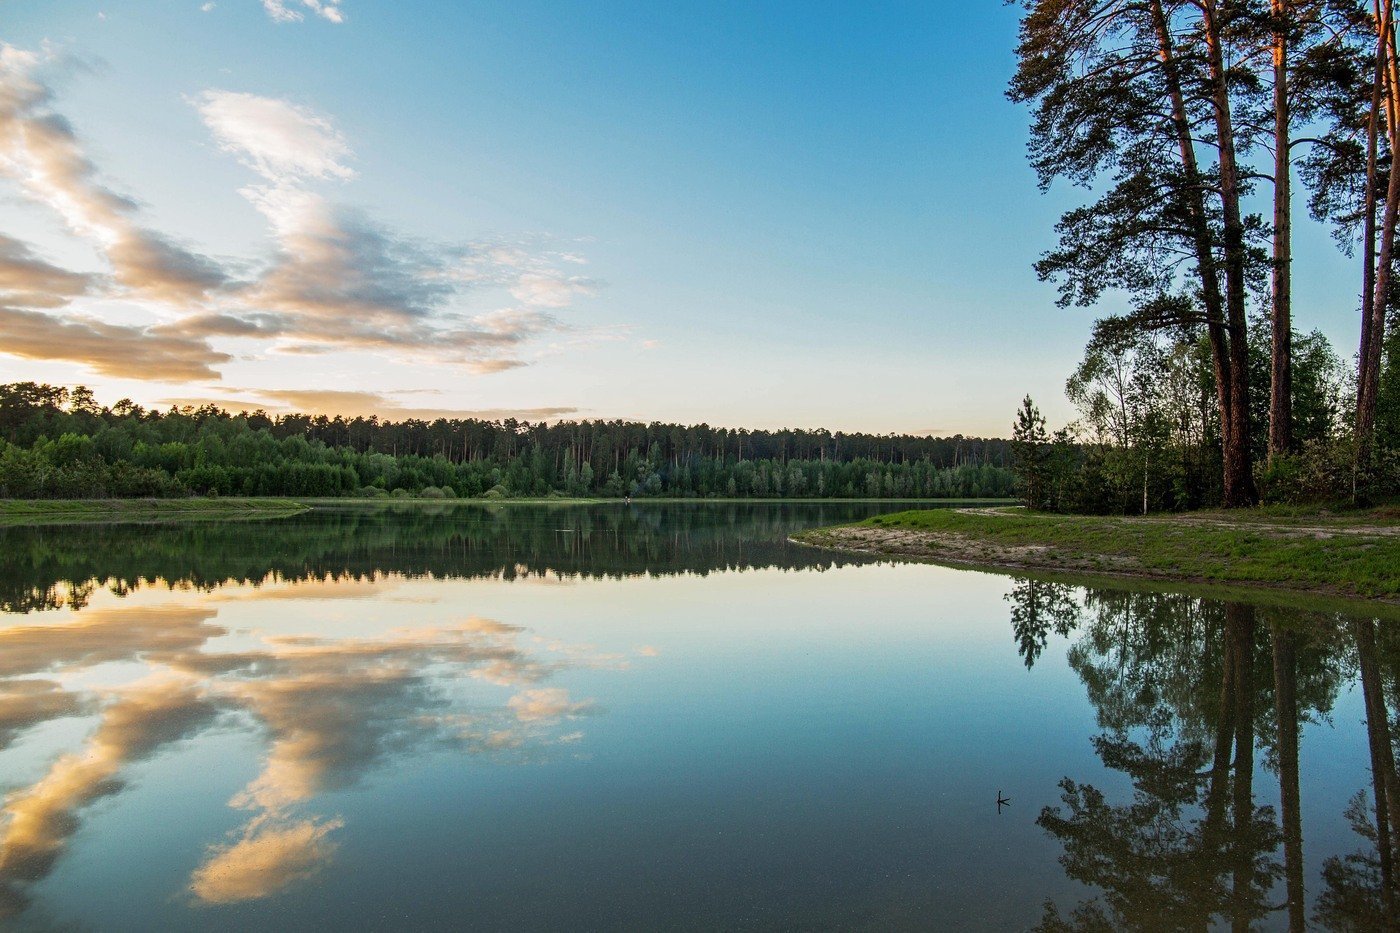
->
{"left": 0, "top": 502, "right": 1394, "bottom": 931}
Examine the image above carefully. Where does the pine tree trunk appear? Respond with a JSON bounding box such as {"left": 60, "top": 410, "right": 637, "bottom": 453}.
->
{"left": 1360, "top": 0, "right": 1400, "bottom": 471}
{"left": 1203, "top": 0, "right": 1258, "bottom": 506}
{"left": 1149, "top": 0, "right": 1241, "bottom": 505}
{"left": 1270, "top": 0, "right": 1294, "bottom": 461}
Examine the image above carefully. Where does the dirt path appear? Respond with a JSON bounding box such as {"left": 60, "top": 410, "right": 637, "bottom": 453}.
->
{"left": 944, "top": 505, "right": 1400, "bottom": 539}
{"left": 797, "top": 524, "right": 1143, "bottom": 577}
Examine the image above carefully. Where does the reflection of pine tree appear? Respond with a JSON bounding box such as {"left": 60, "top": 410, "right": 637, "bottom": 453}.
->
{"left": 1036, "top": 733, "right": 1281, "bottom": 931}
{"left": 1023, "top": 591, "right": 1352, "bottom": 931}
{"left": 1315, "top": 618, "right": 1400, "bottom": 931}
{"left": 1034, "top": 608, "right": 1282, "bottom": 930}
{"left": 1005, "top": 579, "right": 1081, "bottom": 669}
{"left": 1317, "top": 792, "right": 1387, "bottom": 932}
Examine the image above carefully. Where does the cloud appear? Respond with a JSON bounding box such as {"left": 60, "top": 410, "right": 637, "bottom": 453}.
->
{"left": 159, "top": 388, "right": 579, "bottom": 422}
{"left": 195, "top": 91, "right": 353, "bottom": 182}
{"left": 190, "top": 816, "right": 342, "bottom": 903}
{"left": 0, "top": 235, "right": 96, "bottom": 307}
{"left": 202, "top": 2, "right": 216, "bottom": 11}
{"left": 465, "top": 359, "right": 527, "bottom": 375}
{"left": 0, "top": 54, "right": 606, "bottom": 385}
{"left": 160, "top": 383, "right": 579, "bottom": 420}
{"left": 262, "top": 389, "right": 578, "bottom": 421}
{"left": 0, "top": 45, "right": 227, "bottom": 303}
{"left": 0, "top": 47, "right": 628, "bottom": 405}
{"left": 0, "top": 306, "right": 231, "bottom": 381}
{"left": 222, "top": 185, "right": 578, "bottom": 368}
{"left": 263, "top": 0, "right": 345, "bottom": 23}
{"left": 509, "top": 272, "right": 597, "bottom": 309}
{"left": 238, "top": 186, "right": 455, "bottom": 329}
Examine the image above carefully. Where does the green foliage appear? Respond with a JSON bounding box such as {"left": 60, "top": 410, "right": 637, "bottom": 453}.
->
{"left": 1011, "top": 322, "right": 1379, "bottom": 513}
{"left": 0, "top": 382, "right": 1018, "bottom": 501}
{"left": 1011, "top": 395, "right": 1051, "bottom": 509}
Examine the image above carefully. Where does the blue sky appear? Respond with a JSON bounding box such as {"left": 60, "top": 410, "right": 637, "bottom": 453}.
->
{"left": 0, "top": 0, "right": 1364, "bottom": 434}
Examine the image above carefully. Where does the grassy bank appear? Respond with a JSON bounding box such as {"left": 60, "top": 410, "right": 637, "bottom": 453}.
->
{"left": 0, "top": 498, "right": 310, "bottom": 526}
{"left": 793, "top": 506, "right": 1400, "bottom": 604}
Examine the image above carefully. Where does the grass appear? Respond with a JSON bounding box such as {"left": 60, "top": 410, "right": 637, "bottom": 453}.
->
{"left": 796, "top": 505, "right": 1400, "bottom": 603}
{"left": 0, "top": 497, "right": 310, "bottom": 526}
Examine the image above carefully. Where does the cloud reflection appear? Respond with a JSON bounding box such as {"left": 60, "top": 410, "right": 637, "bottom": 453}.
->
{"left": 0, "top": 681, "right": 219, "bottom": 917}
{"left": 189, "top": 815, "right": 343, "bottom": 904}
{"left": 0, "top": 588, "right": 612, "bottom": 916}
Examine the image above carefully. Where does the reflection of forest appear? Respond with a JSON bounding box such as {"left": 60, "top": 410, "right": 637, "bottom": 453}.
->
{"left": 0, "top": 502, "right": 883, "bottom": 613}
{"left": 1009, "top": 580, "right": 1397, "bottom": 931}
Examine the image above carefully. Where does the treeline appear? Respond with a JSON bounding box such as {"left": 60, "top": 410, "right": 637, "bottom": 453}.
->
{"left": 0, "top": 383, "right": 1016, "bottom": 500}
{"left": 1009, "top": 1, "right": 1400, "bottom": 512}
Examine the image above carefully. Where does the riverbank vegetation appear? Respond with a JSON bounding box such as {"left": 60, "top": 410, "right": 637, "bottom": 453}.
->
{"left": 1007, "top": 1, "right": 1400, "bottom": 512}
{"left": 0, "top": 497, "right": 307, "bottom": 525}
{"left": 0, "top": 383, "right": 1016, "bottom": 501}
{"left": 795, "top": 507, "right": 1400, "bottom": 602}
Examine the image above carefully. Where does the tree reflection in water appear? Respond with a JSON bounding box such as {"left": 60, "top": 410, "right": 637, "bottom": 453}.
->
{"left": 1008, "top": 578, "right": 1399, "bottom": 931}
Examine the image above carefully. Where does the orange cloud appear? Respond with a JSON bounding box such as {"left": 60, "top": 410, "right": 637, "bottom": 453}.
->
{"left": 0, "top": 306, "right": 231, "bottom": 381}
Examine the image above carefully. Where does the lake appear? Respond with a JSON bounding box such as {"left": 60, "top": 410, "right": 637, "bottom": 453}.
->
{"left": 0, "top": 501, "right": 1393, "bottom": 931}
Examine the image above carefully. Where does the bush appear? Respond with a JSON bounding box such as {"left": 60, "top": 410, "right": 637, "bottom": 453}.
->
{"left": 1256, "top": 439, "right": 1354, "bottom": 504}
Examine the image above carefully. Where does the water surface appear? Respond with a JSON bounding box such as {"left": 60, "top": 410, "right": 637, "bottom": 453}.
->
{"left": 0, "top": 502, "right": 1394, "bottom": 930}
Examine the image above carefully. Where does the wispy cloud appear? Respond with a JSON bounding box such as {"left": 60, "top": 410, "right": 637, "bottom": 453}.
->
{"left": 0, "top": 306, "right": 232, "bottom": 381}
{"left": 0, "top": 46, "right": 227, "bottom": 303}
{"left": 192, "top": 89, "right": 595, "bottom": 369}
{"left": 0, "top": 234, "right": 96, "bottom": 307}
{"left": 262, "top": 0, "right": 345, "bottom": 24}
{"left": 195, "top": 91, "right": 353, "bottom": 182}
{"left": 161, "top": 388, "right": 579, "bottom": 422}
{"left": 0, "top": 49, "right": 606, "bottom": 388}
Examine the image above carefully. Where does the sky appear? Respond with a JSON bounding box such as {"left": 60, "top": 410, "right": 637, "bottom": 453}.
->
{"left": 0, "top": 0, "right": 1367, "bottom": 435}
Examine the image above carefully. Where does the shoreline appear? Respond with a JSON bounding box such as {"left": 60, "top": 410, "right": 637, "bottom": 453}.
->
{"left": 0, "top": 498, "right": 310, "bottom": 526}
{"left": 0, "top": 496, "right": 1015, "bottom": 527}
{"left": 792, "top": 506, "right": 1400, "bottom": 610}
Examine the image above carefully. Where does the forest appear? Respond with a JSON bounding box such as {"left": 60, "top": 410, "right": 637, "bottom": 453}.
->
{"left": 1007, "top": 0, "right": 1400, "bottom": 513}
{"left": 0, "top": 382, "right": 1016, "bottom": 500}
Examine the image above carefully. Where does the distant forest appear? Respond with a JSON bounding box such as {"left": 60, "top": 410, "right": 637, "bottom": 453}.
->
{"left": 0, "top": 383, "right": 1015, "bottom": 500}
